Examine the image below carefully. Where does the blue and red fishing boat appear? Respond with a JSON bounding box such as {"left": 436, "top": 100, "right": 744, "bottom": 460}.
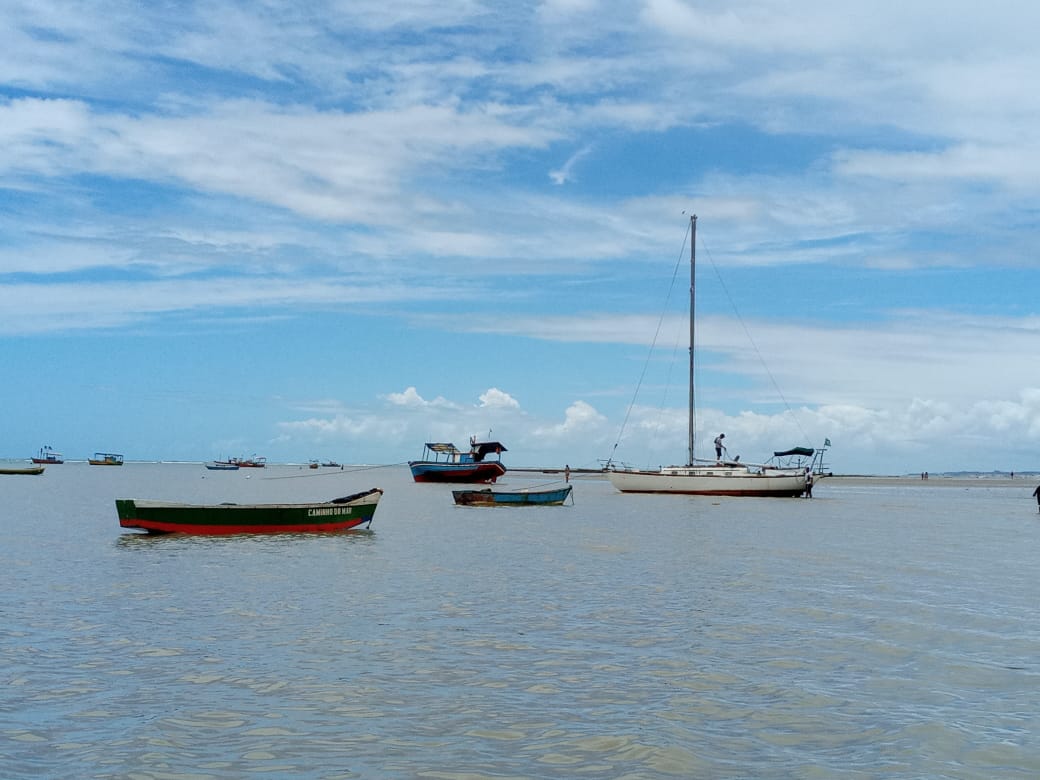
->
{"left": 409, "top": 439, "right": 507, "bottom": 483}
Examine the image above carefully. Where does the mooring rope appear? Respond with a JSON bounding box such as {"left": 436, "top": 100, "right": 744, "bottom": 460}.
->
{"left": 261, "top": 462, "right": 410, "bottom": 480}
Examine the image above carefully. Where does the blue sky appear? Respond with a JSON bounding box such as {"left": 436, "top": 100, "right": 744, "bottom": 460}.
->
{"left": 3, "top": 0, "right": 1039, "bottom": 475}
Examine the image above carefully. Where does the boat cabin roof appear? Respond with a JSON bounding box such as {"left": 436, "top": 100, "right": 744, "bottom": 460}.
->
{"left": 471, "top": 441, "right": 507, "bottom": 456}
{"left": 424, "top": 441, "right": 508, "bottom": 456}
{"left": 425, "top": 442, "right": 463, "bottom": 454}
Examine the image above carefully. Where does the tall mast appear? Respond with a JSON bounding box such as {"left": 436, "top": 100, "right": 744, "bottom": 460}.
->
{"left": 687, "top": 214, "right": 697, "bottom": 466}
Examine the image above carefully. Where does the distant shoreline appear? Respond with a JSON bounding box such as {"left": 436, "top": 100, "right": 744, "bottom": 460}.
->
{"left": 7, "top": 459, "right": 1037, "bottom": 489}
{"left": 511, "top": 468, "right": 1039, "bottom": 488}
{"left": 822, "top": 475, "right": 1037, "bottom": 488}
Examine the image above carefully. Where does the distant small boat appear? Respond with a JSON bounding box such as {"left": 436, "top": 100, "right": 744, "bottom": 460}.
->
{"left": 0, "top": 464, "right": 45, "bottom": 475}
{"left": 321, "top": 461, "right": 342, "bottom": 468}
{"left": 89, "top": 452, "right": 124, "bottom": 466}
{"left": 211, "top": 456, "right": 266, "bottom": 468}
{"left": 31, "top": 446, "right": 63, "bottom": 464}
{"left": 308, "top": 460, "right": 320, "bottom": 469}
{"left": 409, "top": 439, "right": 507, "bottom": 483}
{"left": 205, "top": 461, "right": 240, "bottom": 471}
{"left": 116, "top": 487, "right": 384, "bottom": 535}
{"left": 452, "top": 484, "right": 573, "bottom": 507}
{"left": 233, "top": 456, "right": 267, "bottom": 468}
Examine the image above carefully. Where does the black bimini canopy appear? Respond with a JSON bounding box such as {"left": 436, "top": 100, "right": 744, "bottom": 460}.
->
{"left": 773, "top": 447, "right": 814, "bottom": 458}
{"left": 471, "top": 441, "right": 507, "bottom": 458}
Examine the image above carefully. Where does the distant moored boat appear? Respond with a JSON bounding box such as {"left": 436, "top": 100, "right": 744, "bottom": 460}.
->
{"left": 89, "top": 452, "right": 124, "bottom": 466}
{"left": 233, "top": 456, "right": 266, "bottom": 468}
{"left": 211, "top": 456, "right": 266, "bottom": 468}
{"left": 205, "top": 461, "right": 240, "bottom": 471}
{"left": 32, "top": 446, "right": 63, "bottom": 465}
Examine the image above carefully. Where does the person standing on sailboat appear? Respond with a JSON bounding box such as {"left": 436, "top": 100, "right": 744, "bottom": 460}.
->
{"left": 714, "top": 433, "right": 726, "bottom": 462}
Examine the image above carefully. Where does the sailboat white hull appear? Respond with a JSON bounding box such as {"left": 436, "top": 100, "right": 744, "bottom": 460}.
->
{"left": 608, "top": 465, "right": 807, "bottom": 496}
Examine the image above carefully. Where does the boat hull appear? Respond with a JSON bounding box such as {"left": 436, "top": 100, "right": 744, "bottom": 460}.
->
{"left": 31, "top": 458, "right": 63, "bottom": 464}
{"left": 116, "top": 488, "right": 383, "bottom": 535}
{"left": 1, "top": 465, "right": 45, "bottom": 475}
{"left": 608, "top": 467, "right": 806, "bottom": 496}
{"left": 453, "top": 485, "right": 572, "bottom": 506}
{"left": 409, "top": 461, "right": 507, "bottom": 484}
{"left": 90, "top": 453, "right": 124, "bottom": 466}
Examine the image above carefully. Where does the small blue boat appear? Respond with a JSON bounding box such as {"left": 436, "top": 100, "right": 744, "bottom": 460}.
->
{"left": 452, "top": 484, "right": 573, "bottom": 507}
{"left": 205, "top": 461, "right": 240, "bottom": 471}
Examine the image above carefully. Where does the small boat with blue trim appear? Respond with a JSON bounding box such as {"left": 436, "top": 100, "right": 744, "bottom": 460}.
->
{"left": 116, "top": 487, "right": 384, "bottom": 535}
{"left": 205, "top": 461, "right": 240, "bottom": 471}
{"left": 452, "top": 484, "right": 573, "bottom": 507}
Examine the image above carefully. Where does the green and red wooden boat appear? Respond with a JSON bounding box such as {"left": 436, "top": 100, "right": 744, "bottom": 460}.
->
{"left": 116, "top": 487, "right": 384, "bottom": 535}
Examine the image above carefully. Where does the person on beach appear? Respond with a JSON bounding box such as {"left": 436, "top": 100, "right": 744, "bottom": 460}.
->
{"left": 714, "top": 433, "right": 726, "bottom": 462}
{"left": 1033, "top": 484, "right": 1040, "bottom": 513}
{"left": 564, "top": 464, "right": 571, "bottom": 483}
{"left": 804, "top": 468, "right": 813, "bottom": 498}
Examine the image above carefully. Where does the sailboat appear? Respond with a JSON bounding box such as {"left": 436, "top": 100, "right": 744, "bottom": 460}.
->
{"left": 607, "top": 215, "right": 820, "bottom": 497}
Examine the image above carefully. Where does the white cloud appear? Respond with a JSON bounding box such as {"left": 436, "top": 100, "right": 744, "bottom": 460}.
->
{"left": 0, "top": 276, "right": 439, "bottom": 335}
{"left": 384, "top": 387, "right": 458, "bottom": 409}
{"left": 0, "top": 97, "right": 559, "bottom": 223}
{"left": 833, "top": 143, "right": 1040, "bottom": 189}
{"left": 534, "top": 400, "right": 607, "bottom": 438}
{"left": 276, "top": 412, "right": 412, "bottom": 449}
{"left": 478, "top": 388, "right": 520, "bottom": 409}
{"left": 549, "top": 145, "right": 593, "bottom": 185}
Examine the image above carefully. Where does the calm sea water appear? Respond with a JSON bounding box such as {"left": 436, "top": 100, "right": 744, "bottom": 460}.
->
{"left": 2, "top": 463, "right": 1039, "bottom": 779}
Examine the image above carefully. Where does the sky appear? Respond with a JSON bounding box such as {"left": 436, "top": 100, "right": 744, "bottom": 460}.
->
{"left": 2, "top": 0, "right": 1040, "bottom": 476}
